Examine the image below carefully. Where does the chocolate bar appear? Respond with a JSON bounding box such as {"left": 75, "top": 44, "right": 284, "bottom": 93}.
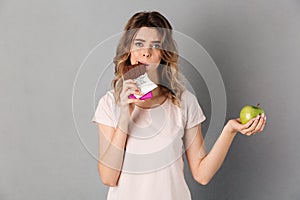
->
{"left": 123, "top": 63, "right": 147, "bottom": 80}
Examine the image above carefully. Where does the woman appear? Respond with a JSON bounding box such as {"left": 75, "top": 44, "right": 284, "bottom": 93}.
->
{"left": 92, "top": 11, "right": 266, "bottom": 200}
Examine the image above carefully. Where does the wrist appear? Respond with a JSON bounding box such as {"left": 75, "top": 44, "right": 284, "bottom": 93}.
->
{"left": 118, "top": 109, "right": 131, "bottom": 134}
{"left": 120, "top": 105, "right": 130, "bottom": 113}
{"left": 224, "top": 123, "right": 238, "bottom": 137}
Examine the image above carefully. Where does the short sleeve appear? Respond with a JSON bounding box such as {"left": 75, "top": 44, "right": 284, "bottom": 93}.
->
{"left": 183, "top": 90, "right": 206, "bottom": 129}
{"left": 92, "top": 91, "right": 116, "bottom": 128}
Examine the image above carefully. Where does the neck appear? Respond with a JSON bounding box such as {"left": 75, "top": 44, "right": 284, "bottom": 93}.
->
{"left": 152, "top": 86, "right": 162, "bottom": 98}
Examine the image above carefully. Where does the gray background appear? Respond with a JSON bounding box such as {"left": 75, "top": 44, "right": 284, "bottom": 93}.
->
{"left": 1, "top": 0, "right": 299, "bottom": 200}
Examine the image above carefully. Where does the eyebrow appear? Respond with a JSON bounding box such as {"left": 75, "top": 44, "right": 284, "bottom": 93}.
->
{"left": 134, "top": 38, "right": 161, "bottom": 43}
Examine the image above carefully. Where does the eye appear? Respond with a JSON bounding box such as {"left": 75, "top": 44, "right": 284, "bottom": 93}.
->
{"left": 135, "top": 42, "right": 143, "bottom": 47}
{"left": 152, "top": 44, "right": 161, "bottom": 49}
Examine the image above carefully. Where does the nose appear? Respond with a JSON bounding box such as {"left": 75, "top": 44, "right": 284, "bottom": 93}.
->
{"left": 142, "top": 48, "right": 151, "bottom": 58}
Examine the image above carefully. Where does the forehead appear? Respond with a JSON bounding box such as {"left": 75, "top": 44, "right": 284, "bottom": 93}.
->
{"left": 134, "top": 27, "right": 161, "bottom": 41}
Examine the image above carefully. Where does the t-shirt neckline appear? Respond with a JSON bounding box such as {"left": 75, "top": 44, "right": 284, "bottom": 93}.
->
{"left": 134, "top": 96, "right": 168, "bottom": 110}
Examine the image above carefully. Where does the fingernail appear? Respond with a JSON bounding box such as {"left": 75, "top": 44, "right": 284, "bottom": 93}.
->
{"left": 262, "top": 113, "right": 265, "bottom": 117}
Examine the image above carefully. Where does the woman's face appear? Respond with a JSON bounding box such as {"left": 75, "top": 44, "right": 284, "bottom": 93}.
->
{"left": 130, "top": 27, "right": 162, "bottom": 73}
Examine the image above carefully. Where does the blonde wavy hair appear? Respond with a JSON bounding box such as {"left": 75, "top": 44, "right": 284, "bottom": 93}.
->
{"left": 112, "top": 11, "right": 186, "bottom": 107}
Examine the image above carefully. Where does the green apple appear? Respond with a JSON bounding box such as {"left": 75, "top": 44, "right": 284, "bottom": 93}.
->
{"left": 240, "top": 104, "right": 264, "bottom": 124}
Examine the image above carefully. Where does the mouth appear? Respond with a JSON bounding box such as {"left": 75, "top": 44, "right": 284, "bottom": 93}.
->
{"left": 137, "top": 61, "right": 149, "bottom": 66}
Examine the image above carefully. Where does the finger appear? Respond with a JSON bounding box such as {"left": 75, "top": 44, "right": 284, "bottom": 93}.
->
{"left": 258, "top": 115, "right": 267, "bottom": 132}
{"left": 241, "top": 131, "right": 252, "bottom": 136}
{"left": 130, "top": 90, "right": 144, "bottom": 96}
{"left": 259, "top": 120, "right": 266, "bottom": 132}
{"left": 238, "top": 118, "right": 254, "bottom": 135}
{"left": 243, "top": 116, "right": 260, "bottom": 134}
{"left": 246, "top": 132, "right": 252, "bottom": 136}
{"left": 253, "top": 115, "right": 265, "bottom": 133}
{"left": 124, "top": 85, "right": 140, "bottom": 94}
{"left": 240, "top": 130, "right": 251, "bottom": 136}
{"left": 250, "top": 114, "right": 266, "bottom": 135}
{"left": 123, "top": 79, "right": 137, "bottom": 84}
{"left": 245, "top": 129, "right": 254, "bottom": 136}
{"left": 255, "top": 113, "right": 266, "bottom": 133}
{"left": 124, "top": 82, "right": 139, "bottom": 89}
{"left": 121, "top": 98, "right": 136, "bottom": 106}
{"left": 125, "top": 88, "right": 144, "bottom": 97}
{"left": 242, "top": 117, "right": 256, "bottom": 129}
{"left": 125, "top": 89, "right": 137, "bottom": 97}
{"left": 128, "top": 98, "right": 145, "bottom": 104}
{"left": 123, "top": 80, "right": 137, "bottom": 89}
{"left": 240, "top": 118, "right": 256, "bottom": 134}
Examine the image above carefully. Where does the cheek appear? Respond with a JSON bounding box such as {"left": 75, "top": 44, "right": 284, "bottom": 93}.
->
{"left": 130, "top": 51, "right": 139, "bottom": 63}
{"left": 131, "top": 50, "right": 139, "bottom": 58}
{"left": 153, "top": 51, "right": 162, "bottom": 62}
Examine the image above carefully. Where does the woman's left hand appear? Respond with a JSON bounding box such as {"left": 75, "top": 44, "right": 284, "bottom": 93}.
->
{"left": 226, "top": 113, "right": 267, "bottom": 136}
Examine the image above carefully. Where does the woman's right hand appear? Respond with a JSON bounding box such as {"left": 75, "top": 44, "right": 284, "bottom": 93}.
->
{"left": 119, "top": 79, "right": 145, "bottom": 108}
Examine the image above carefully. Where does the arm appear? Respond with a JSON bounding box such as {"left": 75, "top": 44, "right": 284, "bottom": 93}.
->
{"left": 95, "top": 79, "right": 144, "bottom": 186}
{"left": 97, "top": 107, "right": 130, "bottom": 187}
{"left": 185, "top": 114, "right": 266, "bottom": 185}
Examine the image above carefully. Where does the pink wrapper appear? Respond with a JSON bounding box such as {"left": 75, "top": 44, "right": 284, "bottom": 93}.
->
{"left": 129, "top": 91, "right": 153, "bottom": 100}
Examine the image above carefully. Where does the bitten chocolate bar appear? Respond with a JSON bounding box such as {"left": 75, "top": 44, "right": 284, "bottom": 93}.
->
{"left": 123, "top": 63, "right": 147, "bottom": 80}
{"left": 123, "top": 62, "right": 157, "bottom": 100}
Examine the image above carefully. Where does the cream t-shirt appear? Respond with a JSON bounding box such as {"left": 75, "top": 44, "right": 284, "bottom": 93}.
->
{"left": 92, "top": 89, "right": 206, "bottom": 200}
